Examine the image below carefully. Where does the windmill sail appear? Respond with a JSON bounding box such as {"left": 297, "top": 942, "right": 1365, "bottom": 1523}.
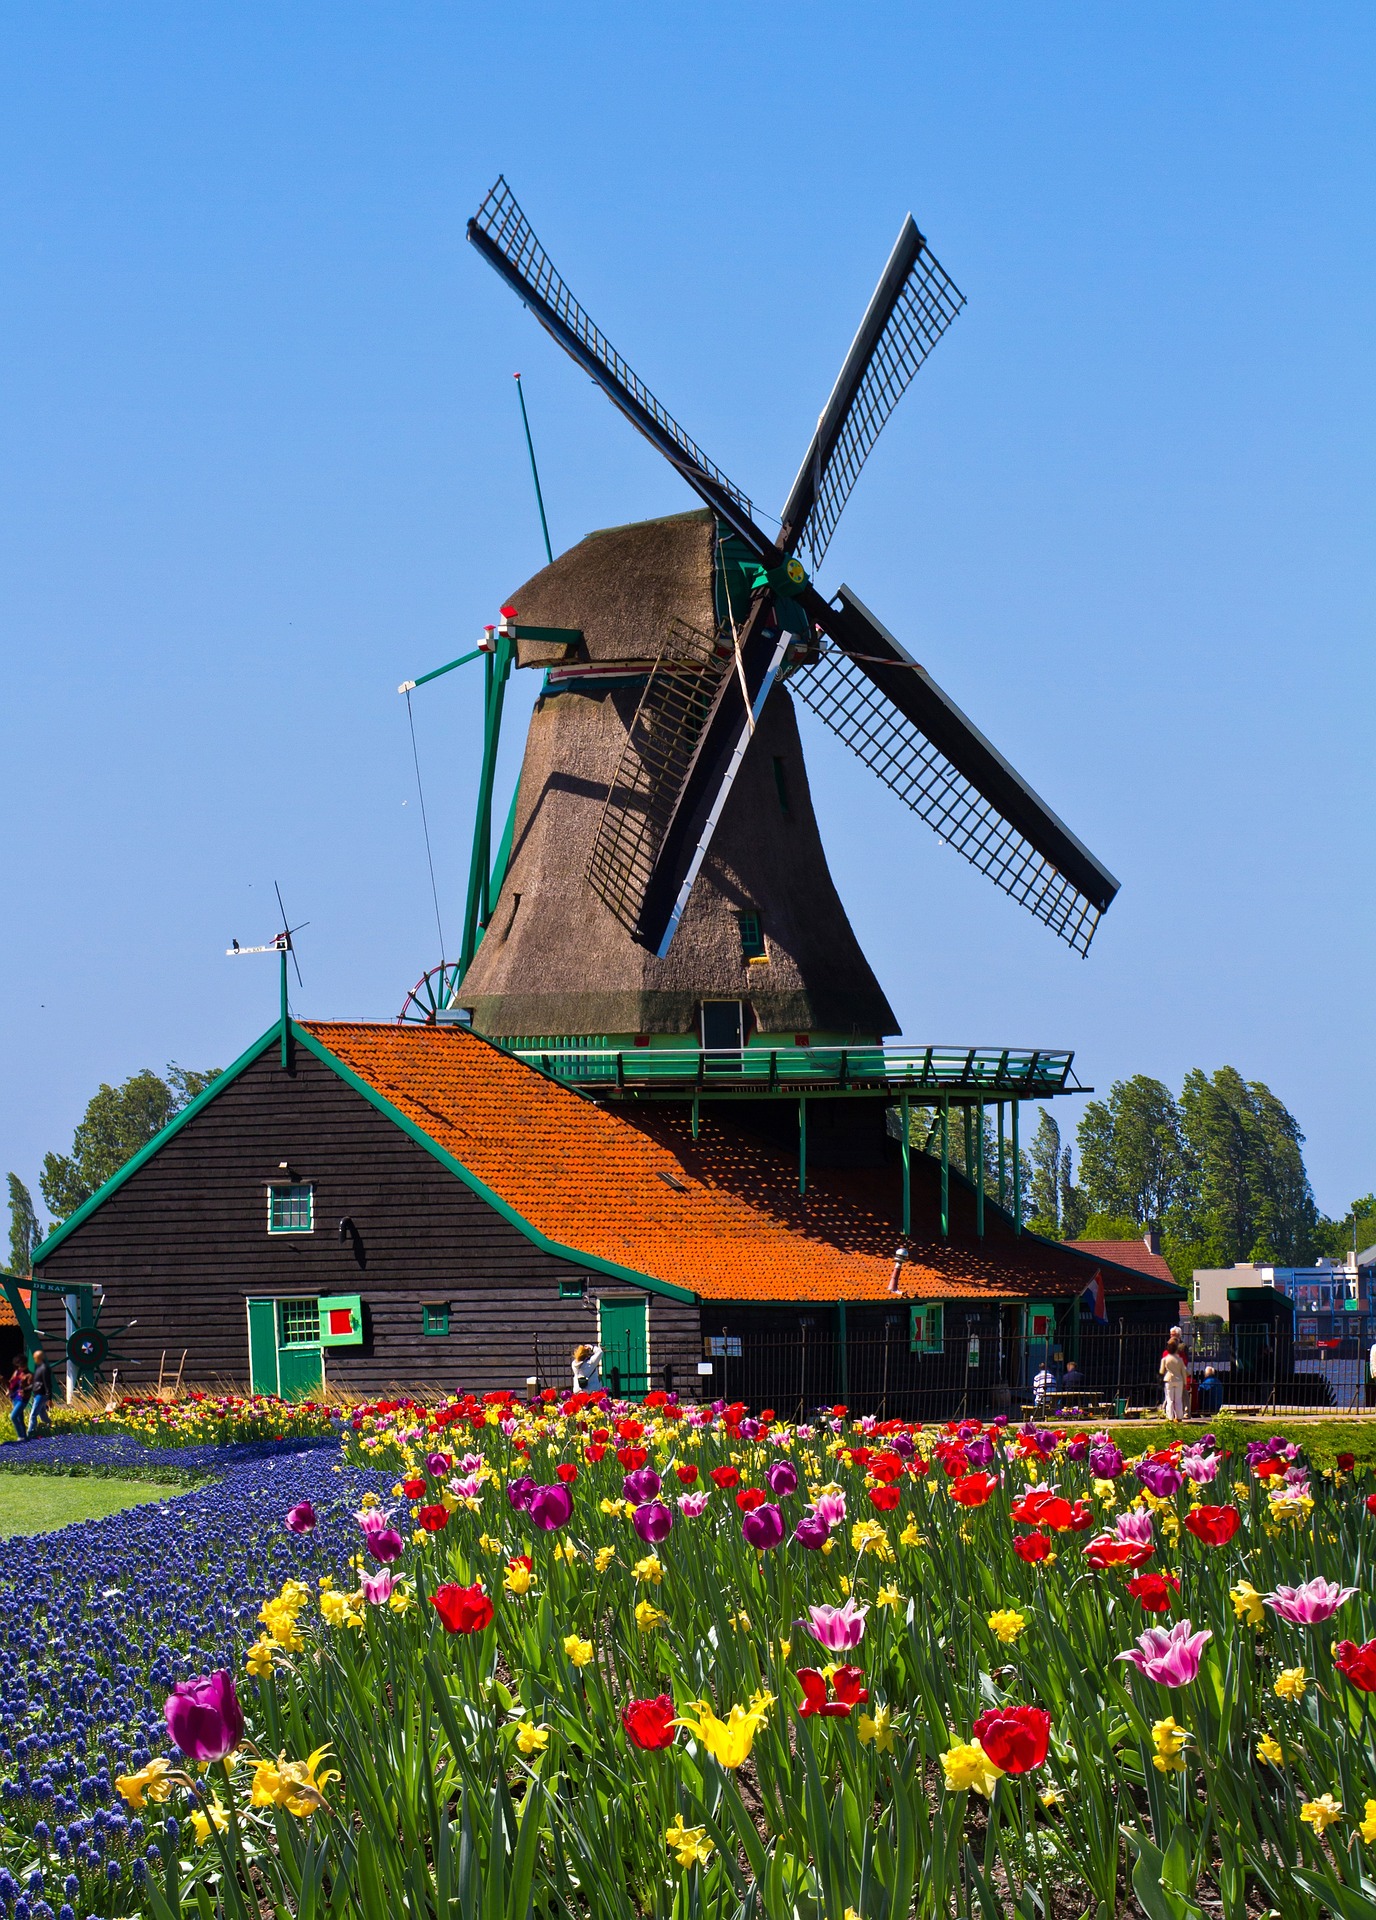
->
{"left": 779, "top": 217, "right": 965, "bottom": 567}
{"left": 791, "top": 585, "right": 1119, "bottom": 954}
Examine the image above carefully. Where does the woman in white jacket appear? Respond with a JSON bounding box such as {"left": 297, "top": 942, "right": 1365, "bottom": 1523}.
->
{"left": 572, "top": 1342, "right": 603, "bottom": 1393}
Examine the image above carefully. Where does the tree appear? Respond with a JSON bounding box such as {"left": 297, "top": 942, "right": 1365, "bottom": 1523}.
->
{"left": 39, "top": 1062, "right": 222, "bottom": 1224}
{"left": 1177, "top": 1067, "right": 1317, "bottom": 1268}
{"left": 1314, "top": 1195, "right": 1376, "bottom": 1262}
{"left": 1076, "top": 1077, "right": 1186, "bottom": 1226}
{"left": 1058, "top": 1146, "right": 1087, "bottom": 1240}
{"left": 1027, "top": 1111, "right": 1062, "bottom": 1232}
{"left": 6, "top": 1174, "right": 40, "bottom": 1276}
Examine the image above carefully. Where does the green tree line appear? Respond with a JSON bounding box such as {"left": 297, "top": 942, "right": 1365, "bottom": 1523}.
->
{"left": 1022, "top": 1070, "right": 1372, "bottom": 1284}
{"left": 6, "top": 1063, "right": 220, "bottom": 1276}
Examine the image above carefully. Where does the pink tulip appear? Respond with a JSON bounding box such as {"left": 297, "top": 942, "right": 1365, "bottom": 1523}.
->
{"left": 677, "top": 1491, "right": 710, "bottom": 1518}
{"left": 804, "top": 1597, "right": 868, "bottom": 1652}
{"left": 1116, "top": 1619, "right": 1212, "bottom": 1686}
{"left": 1264, "top": 1578, "right": 1358, "bottom": 1625}
{"left": 164, "top": 1670, "right": 244, "bottom": 1762}
{"left": 284, "top": 1500, "right": 317, "bottom": 1534}
{"left": 1114, "top": 1509, "right": 1154, "bottom": 1547}
{"left": 361, "top": 1569, "right": 394, "bottom": 1605}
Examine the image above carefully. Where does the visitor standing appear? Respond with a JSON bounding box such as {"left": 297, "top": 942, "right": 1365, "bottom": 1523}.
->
{"left": 26, "top": 1348, "right": 54, "bottom": 1437}
{"left": 6, "top": 1358, "right": 31, "bottom": 1441}
{"left": 1159, "top": 1332, "right": 1187, "bottom": 1422}
{"left": 571, "top": 1342, "right": 603, "bottom": 1393}
{"left": 1032, "top": 1360, "right": 1057, "bottom": 1409}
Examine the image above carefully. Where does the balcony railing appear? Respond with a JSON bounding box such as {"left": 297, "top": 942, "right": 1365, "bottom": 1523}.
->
{"left": 495, "top": 1042, "right": 1081, "bottom": 1100}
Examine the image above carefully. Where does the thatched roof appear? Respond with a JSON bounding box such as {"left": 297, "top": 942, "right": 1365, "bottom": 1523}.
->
{"left": 461, "top": 513, "right": 898, "bottom": 1039}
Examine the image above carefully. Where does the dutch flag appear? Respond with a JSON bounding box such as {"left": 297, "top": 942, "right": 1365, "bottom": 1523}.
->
{"left": 1082, "top": 1269, "right": 1108, "bottom": 1325}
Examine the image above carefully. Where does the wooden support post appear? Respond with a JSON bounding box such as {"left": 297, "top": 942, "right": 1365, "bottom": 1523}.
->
{"left": 997, "top": 1101, "right": 1006, "bottom": 1210}
{"left": 963, "top": 1105, "right": 973, "bottom": 1178}
{"left": 900, "top": 1089, "right": 911, "bottom": 1239}
{"left": 279, "top": 947, "right": 290, "bottom": 1070}
{"left": 940, "top": 1097, "right": 949, "bottom": 1239}
{"left": 691, "top": 1090, "right": 700, "bottom": 1141}
{"left": 798, "top": 1096, "right": 807, "bottom": 1196}
{"left": 836, "top": 1298, "right": 849, "bottom": 1404}
{"left": 976, "top": 1105, "right": 985, "bottom": 1239}
{"left": 1012, "top": 1101, "right": 1022, "bottom": 1235}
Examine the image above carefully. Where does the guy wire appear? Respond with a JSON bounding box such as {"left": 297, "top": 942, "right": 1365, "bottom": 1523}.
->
{"left": 405, "top": 688, "right": 447, "bottom": 963}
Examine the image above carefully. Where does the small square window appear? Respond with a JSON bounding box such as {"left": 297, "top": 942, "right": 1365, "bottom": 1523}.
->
{"left": 278, "top": 1297, "right": 320, "bottom": 1346}
{"left": 268, "top": 1183, "right": 313, "bottom": 1233}
{"left": 736, "top": 911, "right": 767, "bottom": 962}
{"left": 910, "top": 1302, "right": 944, "bottom": 1354}
{"left": 421, "top": 1303, "right": 450, "bottom": 1337}
{"left": 558, "top": 1279, "right": 586, "bottom": 1300}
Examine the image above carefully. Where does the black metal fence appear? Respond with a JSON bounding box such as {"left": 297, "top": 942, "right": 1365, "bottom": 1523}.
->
{"left": 537, "top": 1326, "right": 1366, "bottom": 1421}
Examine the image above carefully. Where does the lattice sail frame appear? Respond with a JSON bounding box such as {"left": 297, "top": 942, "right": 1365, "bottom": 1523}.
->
{"left": 795, "top": 247, "right": 965, "bottom": 568}
{"left": 471, "top": 178, "right": 757, "bottom": 525}
{"left": 585, "top": 621, "right": 731, "bottom": 932}
{"left": 788, "top": 643, "right": 1105, "bottom": 955}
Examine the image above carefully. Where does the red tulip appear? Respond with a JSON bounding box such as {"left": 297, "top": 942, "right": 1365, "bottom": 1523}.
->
{"left": 1364, "top": 1493, "right": 1376, "bottom": 1517}
{"left": 870, "top": 1452, "right": 904, "bottom": 1484}
{"left": 710, "top": 1466, "right": 741, "bottom": 1490}
{"left": 431, "top": 1582, "right": 494, "bottom": 1634}
{"left": 621, "top": 1694, "right": 677, "bottom": 1749}
{"left": 416, "top": 1504, "right": 449, "bottom": 1532}
{"left": 556, "top": 1463, "right": 578, "bottom": 1484}
{"left": 1183, "top": 1505, "right": 1240, "bottom": 1547}
{"left": 1013, "top": 1531, "right": 1051, "bottom": 1563}
{"left": 950, "top": 1472, "right": 999, "bottom": 1507}
{"left": 1127, "top": 1571, "right": 1181, "bottom": 1614}
{"left": 736, "top": 1487, "right": 768, "bottom": 1512}
{"left": 585, "top": 1443, "right": 606, "bottom": 1463}
{"left": 1334, "top": 1640, "right": 1376, "bottom": 1692}
{"left": 1067, "top": 1499, "right": 1096, "bottom": 1532}
{"left": 403, "top": 1477, "right": 427, "bottom": 1499}
{"left": 1252, "top": 1457, "right": 1284, "bottom": 1479}
{"left": 675, "top": 1463, "right": 699, "bottom": 1485}
{"left": 616, "top": 1445, "right": 648, "bottom": 1470}
{"left": 796, "top": 1664, "right": 870, "bottom": 1718}
{"left": 1336, "top": 1453, "right": 1356, "bottom": 1472}
{"left": 973, "top": 1704, "right": 1051, "bottom": 1774}
{"left": 1084, "top": 1535, "right": 1153, "bottom": 1570}
{"left": 830, "top": 1664, "right": 869, "bottom": 1708}
{"left": 868, "top": 1485, "right": 901, "bottom": 1512}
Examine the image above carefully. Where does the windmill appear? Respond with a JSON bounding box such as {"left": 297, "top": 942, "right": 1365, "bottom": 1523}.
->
{"left": 410, "top": 178, "right": 1118, "bottom": 1046}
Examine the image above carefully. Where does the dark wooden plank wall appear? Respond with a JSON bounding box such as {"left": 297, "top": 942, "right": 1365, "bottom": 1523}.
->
{"left": 35, "top": 1040, "right": 703, "bottom": 1398}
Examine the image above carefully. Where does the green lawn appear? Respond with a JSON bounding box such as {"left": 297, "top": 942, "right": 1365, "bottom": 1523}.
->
{"left": 0, "top": 1474, "right": 184, "bottom": 1536}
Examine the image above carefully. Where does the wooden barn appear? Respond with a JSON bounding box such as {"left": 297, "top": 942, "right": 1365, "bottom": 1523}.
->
{"left": 29, "top": 1017, "right": 1180, "bottom": 1416}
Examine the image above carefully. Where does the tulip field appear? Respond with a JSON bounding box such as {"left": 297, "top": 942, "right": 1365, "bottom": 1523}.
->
{"left": 4, "top": 1399, "right": 1376, "bottom": 1918}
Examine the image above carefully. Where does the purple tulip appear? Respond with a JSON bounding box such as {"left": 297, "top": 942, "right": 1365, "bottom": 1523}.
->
{"left": 164, "top": 1671, "right": 244, "bottom": 1763}
{"left": 1065, "top": 1434, "right": 1089, "bottom": 1462}
{"left": 366, "top": 1526, "right": 404, "bottom": 1564}
{"left": 766, "top": 1460, "right": 798, "bottom": 1498}
{"left": 964, "top": 1434, "right": 995, "bottom": 1469}
{"left": 506, "top": 1475, "right": 536, "bottom": 1512}
{"left": 284, "top": 1501, "right": 317, "bottom": 1534}
{"left": 1136, "top": 1459, "right": 1183, "bottom": 1498}
{"left": 739, "top": 1417, "right": 761, "bottom": 1440}
{"left": 622, "top": 1466, "right": 662, "bottom": 1504}
{"left": 891, "top": 1431, "right": 915, "bottom": 1459}
{"left": 528, "top": 1483, "right": 573, "bottom": 1531}
{"left": 1116, "top": 1620, "right": 1212, "bottom": 1687}
{"left": 741, "top": 1503, "right": 784, "bottom": 1551}
{"left": 633, "top": 1500, "right": 674, "bottom": 1543}
{"left": 793, "top": 1513, "right": 830, "bottom": 1549}
{"left": 425, "top": 1451, "right": 451, "bottom": 1478}
{"left": 1089, "top": 1439, "right": 1124, "bottom": 1479}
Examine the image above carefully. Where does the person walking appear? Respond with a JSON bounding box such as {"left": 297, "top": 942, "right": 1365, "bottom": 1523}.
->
{"left": 6, "top": 1358, "right": 31, "bottom": 1442}
{"left": 25, "top": 1348, "right": 54, "bottom": 1438}
{"left": 571, "top": 1342, "right": 603, "bottom": 1394}
{"left": 1159, "top": 1332, "right": 1188, "bottom": 1422}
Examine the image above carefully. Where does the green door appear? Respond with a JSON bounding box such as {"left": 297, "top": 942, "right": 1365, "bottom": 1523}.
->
{"left": 275, "top": 1297, "right": 323, "bottom": 1399}
{"left": 600, "top": 1296, "right": 649, "bottom": 1400}
{"left": 247, "top": 1299, "right": 279, "bottom": 1395}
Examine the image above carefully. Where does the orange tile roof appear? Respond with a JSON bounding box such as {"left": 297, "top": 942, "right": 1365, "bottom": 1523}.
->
{"left": 1068, "top": 1239, "right": 1179, "bottom": 1288}
{"left": 0, "top": 1287, "right": 27, "bottom": 1329}
{"left": 302, "top": 1023, "right": 1180, "bottom": 1307}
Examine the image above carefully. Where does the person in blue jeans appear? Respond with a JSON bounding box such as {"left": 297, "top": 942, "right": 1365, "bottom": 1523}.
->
{"left": 25, "top": 1349, "right": 53, "bottom": 1437}
{"left": 6, "top": 1358, "right": 31, "bottom": 1440}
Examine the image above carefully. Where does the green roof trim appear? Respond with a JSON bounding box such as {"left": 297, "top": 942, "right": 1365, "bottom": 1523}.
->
{"left": 32, "top": 1022, "right": 285, "bottom": 1266}
{"left": 290, "top": 1024, "right": 697, "bottom": 1305}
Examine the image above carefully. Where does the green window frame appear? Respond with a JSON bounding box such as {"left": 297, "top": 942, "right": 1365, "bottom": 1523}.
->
{"left": 736, "top": 911, "right": 767, "bottom": 962}
{"left": 421, "top": 1302, "right": 450, "bottom": 1337}
{"left": 267, "top": 1183, "right": 313, "bottom": 1233}
{"left": 278, "top": 1297, "right": 321, "bottom": 1347}
{"left": 910, "top": 1302, "right": 944, "bottom": 1354}
{"left": 558, "top": 1278, "right": 586, "bottom": 1300}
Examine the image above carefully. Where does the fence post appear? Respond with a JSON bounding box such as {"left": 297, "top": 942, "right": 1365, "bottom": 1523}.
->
{"left": 940, "top": 1097, "right": 950, "bottom": 1238}
{"left": 1012, "top": 1102, "right": 1021, "bottom": 1234}
{"left": 836, "top": 1300, "right": 849, "bottom": 1406}
{"left": 975, "top": 1105, "right": 985, "bottom": 1239}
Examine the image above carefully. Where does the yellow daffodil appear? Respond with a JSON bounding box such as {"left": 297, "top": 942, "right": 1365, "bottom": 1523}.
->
{"left": 987, "top": 1608, "right": 1026, "bottom": 1645}
{"left": 633, "top": 1554, "right": 664, "bottom": 1585}
{"left": 664, "top": 1814, "right": 714, "bottom": 1868}
{"left": 857, "top": 1705, "right": 897, "bottom": 1752}
{"left": 503, "top": 1562, "right": 533, "bottom": 1597}
{"left": 898, "top": 1520, "right": 926, "bottom": 1549}
{"left": 851, "top": 1520, "right": 891, "bottom": 1560}
{"left": 1040, "top": 1787, "right": 1062, "bottom": 1809}
{"left": 320, "top": 1588, "right": 365, "bottom": 1631}
{"left": 634, "top": 1600, "right": 668, "bottom": 1633}
{"left": 1274, "top": 1666, "right": 1307, "bottom": 1702}
{"left": 563, "top": 1634, "right": 594, "bottom": 1667}
{"left": 875, "top": 1584, "right": 903, "bottom": 1610}
{"left": 249, "top": 1747, "right": 339, "bottom": 1819}
{"left": 514, "top": 1722, "right": 549, "bottom": 1756}
{"left": 115, "top": 1758, "right": 173, "bottom": 1809}
{"left": 675, "top": 1696, "right": 770, "bottom": 1769}
{"left": 1300, "top": 1794, "right": 1343, "bottom": 1834}
{"left": 477, "top": 1532, "right": 503, "bottom": 1555}
{"left": 553, "top": 1539, "right": 579, "bottom": 1563}
{"left": 1255, "top": 1733, "right": 1285, "bottom": 1767}
{"left": 1092, "top": 1478, "right": 1117, "bottom": 1505}
{"left": 1229, "top": 1580, "right": 1265, "bottom": 1628}
{"left": 1150, "top": 1717, "right": 1189, "bottom": 1774}
{"left": 190, "top": 1796, "right": 228, "bottom": 1846}
{"left": 244, "top": 1636, "right": 276, "bottom": 1677}
{"left": 940, "top": 1739, "right": 1003, "bottom": 1798}
{"left": 594, "top": 1546, "right": 616, "bottom": 1574}
{"left": 1360, "top": 1798, "right": 1376, "bottom": 1844}
{"left": 778, "top": 1637, "right": 791, "bottom": 1660}
{"left": 388, "top": 1582, "right": 415, "bottom": 1613}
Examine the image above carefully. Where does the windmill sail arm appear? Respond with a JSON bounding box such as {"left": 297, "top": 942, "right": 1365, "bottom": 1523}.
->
{"left": 467, "top": 178, "right": 777, "bottom": 563}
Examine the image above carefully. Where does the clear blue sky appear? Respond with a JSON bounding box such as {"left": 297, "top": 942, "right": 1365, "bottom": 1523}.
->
{"left": 1, "top": 5, "right": 1371, "bottom": 1221}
